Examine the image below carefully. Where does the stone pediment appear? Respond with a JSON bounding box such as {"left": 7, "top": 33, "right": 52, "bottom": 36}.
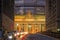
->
{"left": 23, "top": 11, "right": 35, "bottom": 21}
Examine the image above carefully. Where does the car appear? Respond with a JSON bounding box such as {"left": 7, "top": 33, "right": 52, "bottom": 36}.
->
{"left": 7, "top": 32, "right": 16, "bottom": 40}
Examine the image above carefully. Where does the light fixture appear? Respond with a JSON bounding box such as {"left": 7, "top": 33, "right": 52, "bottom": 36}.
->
{"left": 57, "top": 29, "right": 60, "bottom": 31}
{"left": 17, "top": 24, "right": 18, "bottom": 26}
{"left": 8, "top": 35, "right": 13, "bottom": 39}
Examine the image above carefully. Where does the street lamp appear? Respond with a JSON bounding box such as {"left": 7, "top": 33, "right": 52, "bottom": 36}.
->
{"left": 57, "top": 29, "right": 60, "bottom": 32}
{"left": 17, "top": 24, "right": 19, "bottom": 26}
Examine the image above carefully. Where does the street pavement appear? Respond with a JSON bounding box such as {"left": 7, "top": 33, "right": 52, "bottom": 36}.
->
{"left": 24, "top": 34, "right": 60, "bottom": 40}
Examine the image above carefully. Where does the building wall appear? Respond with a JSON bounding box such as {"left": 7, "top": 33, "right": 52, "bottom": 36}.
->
{"left": 2, "top": 14, "right": 14, "bottom": 32}
{"left": 2, "top": 0, "right": 14, "bottom": 32}
{"left": 0, "top": 0, "right": 2, "bottom": 29}
{"left": 14, "top": 14, "right": 46, "bottom": 34}
{"left": 45, "top": 0, "right": 60, "bottom": 32}
{"left": 2, "top": 0, "right": 14, "bottom": 20}
{"left": 57, "top": 0, "right": 60, "bottom": 29}
{"left": 14, "top": 21, "right": 45, "bottom": 34}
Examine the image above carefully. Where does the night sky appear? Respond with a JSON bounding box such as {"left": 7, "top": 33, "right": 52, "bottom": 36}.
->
{"left": 14, "top": 0, "right": 45, "bottom": 15}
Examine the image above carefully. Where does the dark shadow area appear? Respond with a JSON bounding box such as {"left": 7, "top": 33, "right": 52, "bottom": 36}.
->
{"left": 40, "top": 31, "right": 60, "bottom": 39}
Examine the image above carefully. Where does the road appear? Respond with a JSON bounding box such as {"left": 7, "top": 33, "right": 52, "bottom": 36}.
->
{"left": 16, "top": 34, "right": 60, "bottom": 40}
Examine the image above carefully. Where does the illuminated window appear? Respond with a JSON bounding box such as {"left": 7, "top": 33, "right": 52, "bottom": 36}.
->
{"left": 28, "top": 24, "right": 32, "bottom": 31}
{"left": 21, "top": 24, "right": 24, "bottom": 32}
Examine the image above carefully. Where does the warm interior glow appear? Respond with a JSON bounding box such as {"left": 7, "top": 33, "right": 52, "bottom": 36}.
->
{"left": 14, "top": 11, "right": 46, "bottom": 34}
